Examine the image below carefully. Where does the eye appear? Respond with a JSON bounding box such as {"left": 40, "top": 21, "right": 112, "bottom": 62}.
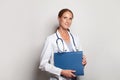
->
{"left": 63, "top": 17, "right": 67, "bottom": 19}
{"left": 69, "top": 18, "right": 72, "bottom": 20}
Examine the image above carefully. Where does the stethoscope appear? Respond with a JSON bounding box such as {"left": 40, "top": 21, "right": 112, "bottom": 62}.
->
{"left": 56, "top": 31, "right": 78, "bottom": 53}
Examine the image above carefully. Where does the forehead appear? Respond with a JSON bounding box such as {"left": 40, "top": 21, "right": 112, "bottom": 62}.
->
{"left": 62, "top": 11, "right": 73, "bottom": 17}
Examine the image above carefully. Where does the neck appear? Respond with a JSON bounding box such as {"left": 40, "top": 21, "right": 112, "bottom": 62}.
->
{"left": 58, "top": 27, "right": 68, "bottom": 34}
{"left": 58, "top": 27, "right": 70, "bottom": 43}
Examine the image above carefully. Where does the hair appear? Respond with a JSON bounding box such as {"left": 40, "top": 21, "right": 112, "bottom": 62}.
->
{"left": 58, "top": 8, "right": 74, "bottom": 18}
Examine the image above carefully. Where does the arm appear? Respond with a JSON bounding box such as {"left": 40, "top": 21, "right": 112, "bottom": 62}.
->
{"left": 39, "top": 37, "right": 62, "bottom": 76}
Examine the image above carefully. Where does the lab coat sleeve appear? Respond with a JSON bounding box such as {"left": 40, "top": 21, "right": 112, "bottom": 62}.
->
{"left": 39, "top": 37, "right": 62, "bottom": 76}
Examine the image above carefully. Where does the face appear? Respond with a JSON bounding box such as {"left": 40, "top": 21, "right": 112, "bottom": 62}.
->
{"left": 58, "top": 11, "right": 73, "bottom": 30}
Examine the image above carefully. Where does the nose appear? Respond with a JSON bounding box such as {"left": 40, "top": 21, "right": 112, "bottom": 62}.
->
{"left": 66, "top": 18, "right": 71, "bottom": 23}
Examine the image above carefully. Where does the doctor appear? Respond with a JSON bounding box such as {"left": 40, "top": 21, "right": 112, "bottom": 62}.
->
{"left": 39, "top": 8, "right": 87, "bottom": 80}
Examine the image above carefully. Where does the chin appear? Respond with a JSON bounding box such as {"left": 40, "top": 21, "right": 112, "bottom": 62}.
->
{"left": 64, "top": 28, "right": 69, "bottom": 30}
{"left": 64, "top": 26, "right": 70, "bottom": 29}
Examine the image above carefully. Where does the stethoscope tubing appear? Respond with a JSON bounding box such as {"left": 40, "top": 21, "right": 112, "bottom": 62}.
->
{"left": 56, "top": 31, "right": 78, "bottom": 52}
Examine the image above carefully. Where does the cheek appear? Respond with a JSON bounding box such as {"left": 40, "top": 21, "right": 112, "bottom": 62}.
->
{"left": 60, "top": 19, "right": 65, "bottom": 24}
{"left": 69, "top": 19, "right": 72, "bottom": 23}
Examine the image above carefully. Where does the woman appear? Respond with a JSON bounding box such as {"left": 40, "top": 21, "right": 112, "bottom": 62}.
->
{"left": 39, "top": 8, "right": 87, "bottom": 80}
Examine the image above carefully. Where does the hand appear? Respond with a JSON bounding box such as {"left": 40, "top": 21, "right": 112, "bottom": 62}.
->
{"left": 82, "top": 55, "right": 87, "bottom": 66}
{"left": 61, "top": 70, "right": 76, "bottom": 78}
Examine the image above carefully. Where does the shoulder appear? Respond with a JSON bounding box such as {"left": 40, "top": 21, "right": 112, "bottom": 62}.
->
{"left": 47, "top": 33, "right": 56, "bottom": 39}
{"left": 45, "top": 33, "right": 57, "bottom": 42}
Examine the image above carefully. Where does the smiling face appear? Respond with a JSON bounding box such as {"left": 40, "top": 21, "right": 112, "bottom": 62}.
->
{"left": 58, "top": 11, "right": 73, "bottom": 30}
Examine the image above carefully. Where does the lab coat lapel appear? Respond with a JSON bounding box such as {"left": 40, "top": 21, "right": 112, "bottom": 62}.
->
{"left": 68, "top": 32, "right": 76, "bottom": 51}
{"left": 56, "top": 30, "right": 69, "bottom": 52}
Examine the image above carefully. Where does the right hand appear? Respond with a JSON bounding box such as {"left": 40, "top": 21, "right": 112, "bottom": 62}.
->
{"left": 61, "top": 70, "right": 76, "bottom": 78}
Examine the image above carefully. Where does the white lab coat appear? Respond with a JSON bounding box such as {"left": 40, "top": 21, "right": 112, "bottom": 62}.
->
{"left": 39, "top": 30, "right": 83, "bottom": 80}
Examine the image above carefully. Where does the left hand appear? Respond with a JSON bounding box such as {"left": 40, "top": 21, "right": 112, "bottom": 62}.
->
{"left": 82, "top": 55, "right": 87, "bottom": 66}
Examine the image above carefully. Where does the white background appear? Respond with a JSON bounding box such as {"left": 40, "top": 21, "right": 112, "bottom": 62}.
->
{"left": 0, "top": 0, "right": 120, "bottom": 80}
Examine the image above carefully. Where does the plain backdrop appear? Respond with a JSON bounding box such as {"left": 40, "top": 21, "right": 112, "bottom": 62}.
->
{"left": 0, "top": 0, "right": 120, "bottom": 80}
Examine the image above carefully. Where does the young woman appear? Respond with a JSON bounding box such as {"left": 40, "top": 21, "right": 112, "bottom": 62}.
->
{"left": 39, "top": 8, "right": 87, "bottom": 80}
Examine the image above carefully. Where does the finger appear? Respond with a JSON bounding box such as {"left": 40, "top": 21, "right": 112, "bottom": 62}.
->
{"left": 71, "top": 70, "right": 76, "bottom": 73}
{"left": 71, "top": 73, "right": 76, "bottom": 77}
{"left": 83, "top": 59, "right": 86, "bottom": 62}
{"left": 82, "top": 55, "right": 86, "bottom": 59}
{"left": 82, "top": 61, "right": 87, "bottom": 66}
{"left": 82, "top": 56, "right": 86, "bottom": 63}
{"left": 82, "top": 61, "right": 86, "bottom": 65}
{"left": 71, "top": 70, "right": 76, "bottom": 77}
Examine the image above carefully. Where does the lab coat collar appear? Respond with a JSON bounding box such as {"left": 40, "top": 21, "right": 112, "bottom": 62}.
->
{"left": 56, "top": 30, "right": 76, "bottom": 52}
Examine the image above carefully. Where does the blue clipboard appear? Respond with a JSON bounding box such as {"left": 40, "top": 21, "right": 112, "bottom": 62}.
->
{"left": 54, "top": 51, "right": 84, "bottom": 76}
